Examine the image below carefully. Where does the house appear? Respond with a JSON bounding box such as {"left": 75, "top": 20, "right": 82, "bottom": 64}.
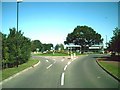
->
{"left": 65, "top": 43, "right": 104, "bottom": 53}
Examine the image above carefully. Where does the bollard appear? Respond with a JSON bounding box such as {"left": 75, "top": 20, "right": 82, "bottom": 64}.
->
{"left": 71, "top": 54, "right": 73, "bottom": 59}
{"left": 73, "top": 53, "right": 76, "bottom": 58}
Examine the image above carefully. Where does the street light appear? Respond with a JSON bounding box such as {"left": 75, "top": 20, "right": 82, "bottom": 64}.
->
{"left": 16, "top": 0, "right": 23, "bottom": 67}
{"left": 17, "top": 0, "right": 23, "bottom": 32}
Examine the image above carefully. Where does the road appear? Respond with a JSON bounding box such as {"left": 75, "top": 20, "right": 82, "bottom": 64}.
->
{"left": 2, "top": 54, "right": 120, "bottom": 89}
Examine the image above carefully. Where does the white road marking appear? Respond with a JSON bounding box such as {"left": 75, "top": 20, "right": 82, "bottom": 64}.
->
{"left": 46, "top": 64, "right": 53, "bottom": 69}
{"left": 67, "top": 61, "right": 71, "bottom": 65}
{"left": 46, "top": 60, "right": 49, "bottom": 62}
{"left": 54, "top": 61, "right": 56, "bottom": 64}
{"left": 61, "top": 72, "right": 65, "bottom": 86}
{"left": 61, "top": 59, "right": 64, "bottom": 62}
{"left": 45, "top": 57, "right": 48, "bottom": 59}
{"left": 64, "top": 65, "right": 68, "bottom": 71}
{"left": 97, "top": 76, "right": 101, "bottom": 79}
{"left": 72, "top": 58, "right": 75, "bottom": 61}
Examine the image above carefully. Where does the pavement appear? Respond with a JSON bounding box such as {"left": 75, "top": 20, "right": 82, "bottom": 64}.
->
{"left": 2, "top": 54, "right": 120, "bottom": 88}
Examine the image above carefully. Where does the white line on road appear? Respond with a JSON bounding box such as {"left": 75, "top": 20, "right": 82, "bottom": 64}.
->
{"left": 64, "top": 65, "right": 68, "bottom": 71}
{"left": 67, "top": 61, "right": 71, "bottom": 65}
{"left": 61, "top": 59, "right": 64, "bottom": 62}
{"left": 46, "top": 60, "right": 49, "bottom": 62}
{"left": 61, "top": 72, "right": 65, "bottom": 86}
{"left": 97, "top": 76, "right": 101, "bottom": 79}
{"left": 46, "top": 64, "right": 53, "bottom": 69}
{"left": 54, "top": 61, "right": 56, "bottom": 64}
{"left": 72, "top": 58, "right": 75, "bottom": 61}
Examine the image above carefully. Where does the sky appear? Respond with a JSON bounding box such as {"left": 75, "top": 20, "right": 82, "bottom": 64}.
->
{"left": 2, "top": 2, "right": 118, "bottom": 47}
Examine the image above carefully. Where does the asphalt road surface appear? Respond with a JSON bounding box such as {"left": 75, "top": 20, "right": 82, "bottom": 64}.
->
{"left": 2, "top": 54, "right": 120, "bottom": 88}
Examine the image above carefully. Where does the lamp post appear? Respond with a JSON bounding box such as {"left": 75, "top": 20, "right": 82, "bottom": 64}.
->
{"left": 16, "top": 0, "right": 22, "bottom": 67}
{"left": 17, "top": 0, "right": 22, "bottom": 31}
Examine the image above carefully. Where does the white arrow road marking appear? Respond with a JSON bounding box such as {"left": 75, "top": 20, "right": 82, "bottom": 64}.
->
{"left": 61, "top": 72, "right": 65, "bottom": 86}
{"left": 46, "top": 64, "right": 53, "bottom": 69}
{"left": 64, "top": 65, "right": 68, "bottom": 71}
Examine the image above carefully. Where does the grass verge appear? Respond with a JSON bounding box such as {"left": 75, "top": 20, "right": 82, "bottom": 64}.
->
{"left": 98, "top": 61, "right": 120, "bottom": 79}
{"left": 1, "top": 59, "right": 39, "bottom": 81}
{"left": 33, "top": 52, "right": 86, "bottom": 56}
{"left": 34, "top": 53, "right": 69, "bottom": 56}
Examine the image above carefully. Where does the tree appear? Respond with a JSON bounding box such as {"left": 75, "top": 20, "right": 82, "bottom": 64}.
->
{"left": 1, "top": 32, "right": 9, "bottom": 68}
{"left": 55, "top": 44, "right": 59, "bottom": 50}
{"left": 108, "top": 27, "right": 120, "bottom": 54}
{"left": 2, "top": 28, "right": 31, "bottom": 68}
{"left": 42, "top": 43, "right": 53, "bottom": 51}
{"left": 31, "top": 40, "right": 43, "bottom": 52}
{"left": 64, "top": 25, "right": 103, "bottom": 53}
{"left": 55, "top": 44, "right": 64, "bottom": 51}
{"left": 59, "top": 44, "right": 64, "bottom": 50}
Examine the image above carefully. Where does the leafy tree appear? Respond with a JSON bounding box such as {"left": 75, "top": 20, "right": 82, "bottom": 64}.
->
{"left": 42, "top": 43, "right": 53, "bottom": 51}
{"left": 55, "top": 44, "right": 64, "bottom": 51}
{"left": 31, "top": 40, "right": 43, "bottom": 52}
{"left": 55, "top": 44, "right": 59, "bottom": 50}
{"left": 108, "top": 27, "right": 120, "bottom": 54}
{"left": 1, "top": 32, "right": 10, "bottom": 68}
{"left": 2, "top": 28, "right": 31, "bottom": 68}
{"left": 64, "top": 25, "right": 103, "bottom": 53}
{"left": 59, "top": 44, "right": 64, "bottom": 50}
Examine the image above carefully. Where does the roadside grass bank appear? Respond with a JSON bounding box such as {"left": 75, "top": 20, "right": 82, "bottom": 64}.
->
{"left": 97, "top": 60, "right": 120, "bottom": 80}
{"left": 1, "top": 59, "right": 39, "bottom": 81}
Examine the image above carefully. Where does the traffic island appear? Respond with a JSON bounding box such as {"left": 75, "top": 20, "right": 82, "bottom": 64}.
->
{"left": 96, "top": 59, "right": 120, "bottom": 82}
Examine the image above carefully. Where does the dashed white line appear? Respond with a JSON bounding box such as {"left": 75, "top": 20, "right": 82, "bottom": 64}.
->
{"left": 61, "top": 59, "right": 64, "bottom": 62}
{"left": 64, "top": 65, "right": 68, "bottom": 71}
{"left": 54, "top": 61, "right": 56, "bottom": 64}
{"left": 67, "top": 61, "right": 71, "bottom": 65}
{"left": 72, "top": 58, "right": 75, "bottom": 61}
{"left": 46, "top": 60, "right": 49, "bottom": 62}
{"left": 61, "top": 72, "right": 65, "bottom": 86}
{"left": 97, "top": 76, "right": 101, "bottom": 79}
{"left": 46, "top": 64, "right": 53, "bottom": 69}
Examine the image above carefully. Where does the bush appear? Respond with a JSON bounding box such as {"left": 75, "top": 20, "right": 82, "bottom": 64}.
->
{"left": 2, "top": 28, "right": 31, "bottom": 68}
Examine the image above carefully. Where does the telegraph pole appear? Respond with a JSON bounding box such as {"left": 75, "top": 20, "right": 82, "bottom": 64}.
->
{"left": 16, "top": 0, "right": 23, "bottom": 67}
{"left": 106, "top": 35, "right": 107, "bottom": 48}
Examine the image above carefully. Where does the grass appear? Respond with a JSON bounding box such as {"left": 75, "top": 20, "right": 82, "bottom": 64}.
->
{"left": 34, "top": 52, "right": 69, "bottom": 56}
{"left": 1, "top": 59, "right": 39, "bottom": 81}
{"left": 33, "top": 52, "right": 86, "bottom": 56}
{"left": 99, "top": 61, "right": 120, "bottom": 79}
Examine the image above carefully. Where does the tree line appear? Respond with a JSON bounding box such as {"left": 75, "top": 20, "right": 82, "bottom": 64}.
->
{"left": 107, "top": 27, "right": 120, "bottom": 55}
{"left": 64, "top": 25, "right": 120, "bottom": 55}
{"left": 1, "top": 25, "right": 103, "bottom": 69}
{"left": 1, "top": 28, "right": 65, "bottom": 69}
{"left": 1, "top": 28, "right": 54, "bottom": 69}
{"left": 64, "top": 25, "right": 103, "bottom": 53}
{"left": 1, "top": 28, "right": 31, "bottom": 68}
{"left": 31, "top": 40, "right": 53, "bottom": 52}
{"left": 2, "top": 26, "right": 119, "bottom": 69}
